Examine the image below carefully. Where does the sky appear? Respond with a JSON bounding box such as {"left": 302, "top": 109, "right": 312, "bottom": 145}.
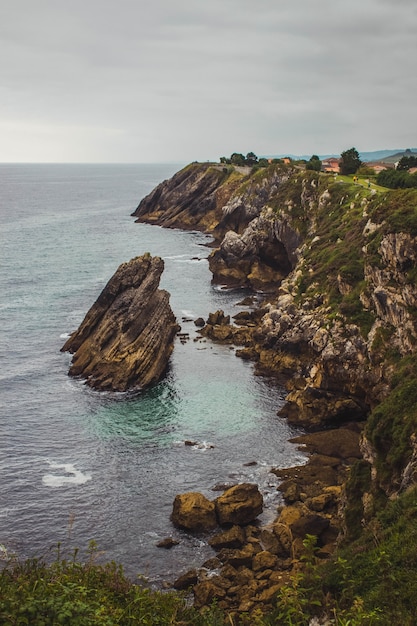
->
{"left": 0, "top": 0, "right": 416, "bottom": 163}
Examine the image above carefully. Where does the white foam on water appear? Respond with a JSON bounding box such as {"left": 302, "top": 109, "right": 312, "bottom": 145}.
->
{"left": 59, "top": 332, "right": 71, "bottom": 339}
{"left": 193, "top": 441, "right": 215, "bottom": 450}
{"left": 42, "top": 461, "right": 92, "bottom": 487}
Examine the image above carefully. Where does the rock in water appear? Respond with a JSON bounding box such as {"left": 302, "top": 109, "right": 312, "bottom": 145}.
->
{"left": 61, "top": 254, "right": 179, "bottom": 391}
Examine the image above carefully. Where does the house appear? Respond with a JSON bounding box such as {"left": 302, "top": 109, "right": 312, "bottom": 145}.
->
{"left": 321, "top": 158, "right": 340, "bottom": 173}
{"left": 366, "top": 162, "right": 392, "bottom": 174}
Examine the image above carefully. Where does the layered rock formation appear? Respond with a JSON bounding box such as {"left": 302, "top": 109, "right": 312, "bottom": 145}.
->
{"left": 135, "top": 163, "right": 417, "bottom": 618}
{"left": 132, "top": 162, "right": 237, "bottom": 232}
{"left": 61, "top": 254, "right": 179, "bottom": 392}
{"left": 134, "top": 163, "right": 417, "bottom": 436}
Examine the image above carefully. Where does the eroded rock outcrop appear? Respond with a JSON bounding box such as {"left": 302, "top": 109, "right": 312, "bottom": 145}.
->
{"left": 61, "top": 254, "right": 179, "bottom": 391}
{"left": 208, "top": 211, "right": 299, "bottom": 289}
{"left": 134, "top": 163, "right": 417, "bottom": 618}
{"left": 132, "top": 163, "right": 237, "bottom": 233}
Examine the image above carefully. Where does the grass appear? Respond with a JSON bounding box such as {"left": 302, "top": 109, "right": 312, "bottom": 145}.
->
{"left": 0, "top": 542, "right": 227, "bottom": 626}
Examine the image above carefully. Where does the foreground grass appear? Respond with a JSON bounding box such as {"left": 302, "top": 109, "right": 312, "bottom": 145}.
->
{"left": 2, "top": 518, "right": 416, "bottom": 626}
{"left": 0, "top": 542, "right": 225, "bottom": 626}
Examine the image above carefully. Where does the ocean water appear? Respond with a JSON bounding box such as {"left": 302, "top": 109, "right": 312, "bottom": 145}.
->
{"left": 0, "top": 163, "right": 305, "bottom": 584}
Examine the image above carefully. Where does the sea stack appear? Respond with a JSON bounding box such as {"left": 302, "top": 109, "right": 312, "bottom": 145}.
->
{"left": 61, "top": 254, "right": 179, "bottom": 392}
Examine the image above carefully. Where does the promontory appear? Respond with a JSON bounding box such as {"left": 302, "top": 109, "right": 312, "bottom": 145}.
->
{"left": 132, "top": 159, "right": 417, "bottom": 621}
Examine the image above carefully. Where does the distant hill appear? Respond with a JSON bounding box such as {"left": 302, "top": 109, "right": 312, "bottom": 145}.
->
{"left": 264, "top": 149, "right": 417, "bottom": 163}
{"left": 372, "top": 148, "right": 417, "bottom": 164}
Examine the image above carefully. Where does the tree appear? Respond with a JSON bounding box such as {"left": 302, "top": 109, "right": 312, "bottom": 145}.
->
{"left": 306, "top": 154, "right": 322, "bottom": 171}
{"left": 397, "top": 155, "right": 417, "bottom": 171}
{"left": 258, "top": 158, "right": 269, "bottom": 167}
{"left": 340, "top": 147, "right": 362, "bottom": 175}
{"left": 230, "top": 153, "right": 246, "bottom": 166}
{"left": 245, "top": 152, "right": 258, "bottom": 166}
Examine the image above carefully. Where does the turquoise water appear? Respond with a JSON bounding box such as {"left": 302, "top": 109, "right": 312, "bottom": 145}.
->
{"left": 0, "top": 164, "right": 305, "bottom": 583}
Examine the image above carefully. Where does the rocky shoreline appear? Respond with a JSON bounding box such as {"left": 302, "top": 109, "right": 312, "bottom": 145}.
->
{"left": 158, "top": 311, "right": 363, "bottom": 617}
{"left": 129, "top": 160, "right": 417, "bottom": 618}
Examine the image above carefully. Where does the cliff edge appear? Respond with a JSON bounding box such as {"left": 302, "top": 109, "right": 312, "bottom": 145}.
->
{"left": 135, "top": 162, "right": 417, "bottom": 500}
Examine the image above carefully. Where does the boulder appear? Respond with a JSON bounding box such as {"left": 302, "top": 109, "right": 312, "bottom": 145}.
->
{"left": 290, "top": 428, "right": 361, "bottom": 461}
{"left": 61, "top": 254, "right": 179, "bottom": 392}
{"left": 173, "top": 569, "right": 198, "bottom": 590}
{"left": 217, "top": 545, "right": 255, "bottom": 568}
{"left": 207, "top": 310, "right": 230, "bottom": 326}
{"left": 193, "top": 581, "right": 226, "bottom": 609}
{"left": 171, "top": 492, "right": 217, "bottom": 532}
{"left": 252, "top": 550, "right": 279, "bottom": 572}
{"left": 290, "top": 514, "right": 330, "bottom": 540}
{"left": 209, "top": 525, "right": 246, "bottom": 550}
{"left": 215, "top": 483, "right": 263, "bottom": 526}
{"left": 156, "top": 537, "right": 179, "bottom": 549}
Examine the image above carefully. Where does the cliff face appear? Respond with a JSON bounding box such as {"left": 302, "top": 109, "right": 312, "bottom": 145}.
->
{"left": 61, "top": 254, "right": 179, "bottom": 392}
{"left": 132, "top": 162, "right": 237, "bottom": 232}
{"left": 135, "top": 163, "right": 417, "bottom": 497}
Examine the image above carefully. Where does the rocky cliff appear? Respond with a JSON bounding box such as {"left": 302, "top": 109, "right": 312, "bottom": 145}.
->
{"left": 135, "top": 163, "right": 417, "bottom": 497}
{"left": 134, "top": 163, "right": 417, "bottom": 619}
{"left": 61, "top": 254, "right": 179, "bottom": 392}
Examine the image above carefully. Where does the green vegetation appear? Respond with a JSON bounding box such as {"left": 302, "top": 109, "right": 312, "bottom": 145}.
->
{"left": 0, "top": 542, "right": 225, "bottom": 625}
{"left": 370, "top": 188, "right": 417, "bottom": 236}
{"left": 220, "top": 152, "right": 261, "bottom": 167}
{"left": 376, "top": 168, "right": 417, "bottom": 189}
{"left": 366, "top": 355, "right": 417, "bottom": 489}
{"left": 339, "top": 147, "right": 362, "bottom": 175}
{"left": 397, "top": 155, "right": 417, "bottom": 171}
{"left": 305, "top": 154, "right": 322, "bottom": 171}
{"left": 6, "top": 533, "right": 414, "bottom": 625}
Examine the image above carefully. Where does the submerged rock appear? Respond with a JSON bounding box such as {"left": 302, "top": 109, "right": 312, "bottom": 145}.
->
{"left": 61, "top": 254, "right": 179, "bottom": 392}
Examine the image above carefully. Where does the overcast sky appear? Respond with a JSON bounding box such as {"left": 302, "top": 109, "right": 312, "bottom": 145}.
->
{"left": 1, "top": 0, "right": 416, "bottom": 163}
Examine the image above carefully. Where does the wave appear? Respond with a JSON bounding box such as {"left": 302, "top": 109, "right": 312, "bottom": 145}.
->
{"left": 42, "top": 461, "right": 92, "bottom": 487}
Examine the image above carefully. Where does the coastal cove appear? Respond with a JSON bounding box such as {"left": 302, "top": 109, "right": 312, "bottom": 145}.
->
{"left": 0, "top": 163, "right": 306, "bottom": 584}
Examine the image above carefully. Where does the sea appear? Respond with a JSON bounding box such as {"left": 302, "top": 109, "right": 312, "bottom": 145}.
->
{"left": 0, "top": 163, "right": 306, "bottom": 585}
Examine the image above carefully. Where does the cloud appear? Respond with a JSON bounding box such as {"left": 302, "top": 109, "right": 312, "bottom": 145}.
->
{"left": 0, "top": 0, "right": 416, "bottom": 162}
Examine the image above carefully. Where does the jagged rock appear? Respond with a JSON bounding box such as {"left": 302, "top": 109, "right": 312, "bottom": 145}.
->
{"left": 173, "top": 569, "right": 198, "bottom": 590}
{"left": 217, "top": 544, "right": 256, "bottom": 568}
{"left": 209, "top": 526, "right": 246, "bottom": 550}
{"left": 215, "top": 483, "right": 263, "bottom": 526}
{"left": 61, "top": 255, "right": 179, "bottom": 391}
{"left": 271, "top": 523, "right": 293, "bottom": 558}
{"left": 193, "top": 580, "right": 227, "bottom": 608}
{"left": 156, "top": 537, "right": 179, "bottom": 549}
{"left": 208, "top": 213, "right": 298, "bottom": 289}
{"left": 207, "top": 310, "right": 230, "bottom": 326}
{"left": 256, "top": 584, "right": 282, "bottom": 603}
{"left": 290, "top": 428, "right": 361, "bottom": 460}
{"left": 290, "top": 514, "right": 330, "bottom": 540}
{"left": 259, "top": 529, "right": 282, "bottom": 556}
{"left": 252, "top": 550, "right": 279, "bottom": 572}
{"left": 171, "top": 492, "right": 217, "bottom": 532}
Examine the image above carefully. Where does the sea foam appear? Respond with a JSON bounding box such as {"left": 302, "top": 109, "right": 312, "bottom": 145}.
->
{"left": 42, "top": 461, "right": 92, "bottom": 487}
